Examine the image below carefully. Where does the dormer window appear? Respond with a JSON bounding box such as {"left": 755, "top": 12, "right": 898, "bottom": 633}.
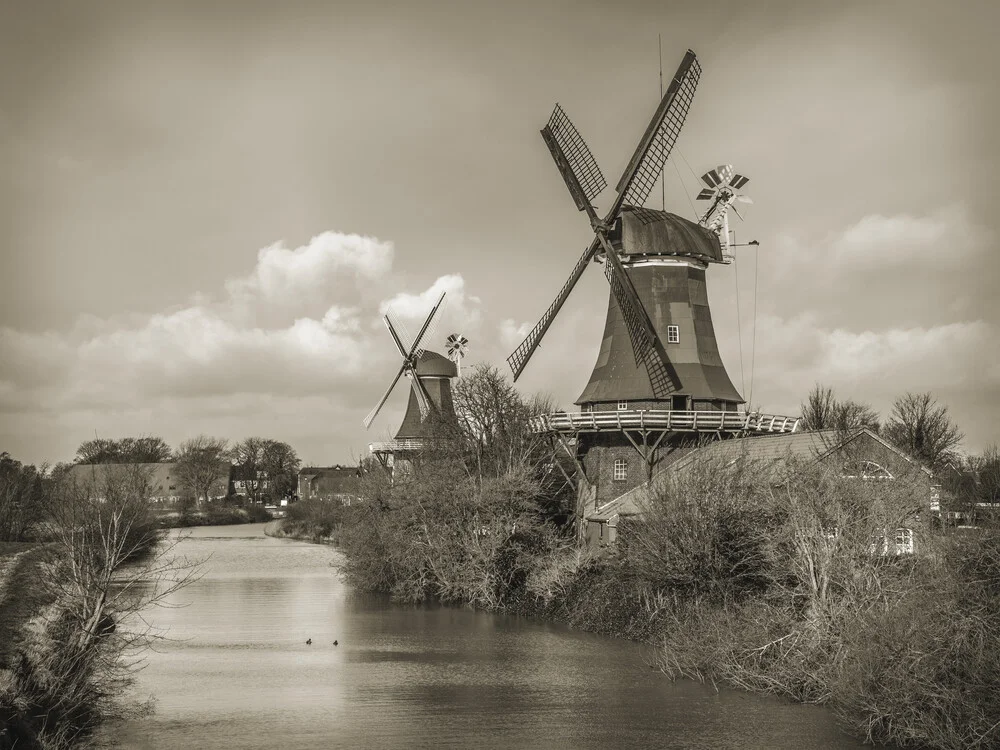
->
{"left": 617, "top": 400, "right": 628, "bottom": 411}
{"left": 667, "top": 325, "right": 680, "bottom": 344}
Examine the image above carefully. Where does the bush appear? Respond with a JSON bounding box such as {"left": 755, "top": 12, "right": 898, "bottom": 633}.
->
{"left": 832, "top": 532, "right": 1000, "bottom": 749}
{"left": 283, "top": 497, "right": 348, "bottom": 540}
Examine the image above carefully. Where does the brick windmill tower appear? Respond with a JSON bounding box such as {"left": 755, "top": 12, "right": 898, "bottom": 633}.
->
{"left": 507, "top": 49, "right": 798, "bottom": 519}
{"left": 365, "top": 292, "right": 458, "bottom": 471}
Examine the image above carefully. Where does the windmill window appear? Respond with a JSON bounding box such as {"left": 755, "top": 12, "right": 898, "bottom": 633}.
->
{"left": 617, "top": 400, "right": 628, "bottom": 411}
{"left": 667, "top": 325, "right": 680, "bottom": 344}
{"left": 613, "top": 458, "right": 628, "bottom": 481}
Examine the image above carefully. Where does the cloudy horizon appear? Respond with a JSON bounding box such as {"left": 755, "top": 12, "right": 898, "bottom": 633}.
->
{"left": 2, "top": 0, "right": 998, "bottom": 467}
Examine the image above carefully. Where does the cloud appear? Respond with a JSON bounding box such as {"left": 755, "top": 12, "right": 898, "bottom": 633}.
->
{"left": 771, "top": 204, "right": 988, "bottom": 277}
{"left": 0, "top": 232, "right": 482, "bottom": 421}
{"left": 224, "top": 231, "right": 394, "bottom": 315}
{"left": 499, "top": 318, "right": 532, "bottom": 349}
{"left": 378, "top": 273, "right": 481, "bottom": 352}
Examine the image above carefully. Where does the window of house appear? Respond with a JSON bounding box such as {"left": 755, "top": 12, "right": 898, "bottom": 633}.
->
{"left": 617, "top": 400, "right": 628, "bottom": 411}
{"left": 860, "top": 461, "right": 893, "bottom": 480}
{"left": 613, "top": 458, "right": 628, "bottom": 481}
{"left": 894, "top": 528, "right": 914, "bottom": 555}
{"left": 667, "top": 325, "right": 680, "bottom": 343}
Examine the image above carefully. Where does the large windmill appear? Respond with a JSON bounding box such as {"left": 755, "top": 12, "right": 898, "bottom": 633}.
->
{"left": 508, "top": 48, "right": 798, "bottom": 523}
{"left": 366, "top": 292, "right": 458, "bottom": 469}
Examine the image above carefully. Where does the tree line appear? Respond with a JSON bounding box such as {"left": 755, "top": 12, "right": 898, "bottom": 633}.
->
{"left": 71, "top": 435, "right": 302, "bottom": 504}
{"left": 798, "top": 384, "right": 1000, "bottom": 517}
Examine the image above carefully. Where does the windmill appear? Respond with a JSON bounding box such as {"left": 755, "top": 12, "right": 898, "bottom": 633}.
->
{"left": 696, "top": 164, "right": 753, "bottom": 262}
{"left": 507, "top": 47, "right": 799, "bottom": 528}
{"left": 365, "top": 292, "right": 458, "bottom": 468}
{"left": 446, "top": 333, "right": 469, "bottom": 377}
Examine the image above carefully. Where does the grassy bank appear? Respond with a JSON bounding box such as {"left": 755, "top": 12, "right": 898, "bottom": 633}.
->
{"left": 267, "top": 498, "right": 347, "bottom": 543}
{"left": 298, "top": 454, "right": 998, "bottom": 750}
{"left": 157, "top": 503, "right": 272, "bottom": 529}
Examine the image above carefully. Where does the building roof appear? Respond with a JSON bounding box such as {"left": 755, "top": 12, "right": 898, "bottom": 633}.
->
{"left": 587, "top": 428, "right": 934, "bottom": 523}
{"left": 668, "top": 428, "right": 934, "bottom": 478}
{"left": 614, "top": 208, "right": 724, "bottom": 263}
{"left": 298, "top": 465, "right": 359, "bottom": 496}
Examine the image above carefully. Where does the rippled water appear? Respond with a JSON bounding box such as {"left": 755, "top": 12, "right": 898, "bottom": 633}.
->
{"left": 115, "top": 524, "right": 876, "bottom": 749}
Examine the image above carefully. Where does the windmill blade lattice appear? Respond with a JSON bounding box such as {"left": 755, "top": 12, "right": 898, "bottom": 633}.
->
{"left": 506, "top": 242, "right": 596, "bottom": 380}
{"left": 542, "top": 104, "right": 607, "bottom": 211}
{"left": 616, "top": 51, "right": 701, "bottom": 208}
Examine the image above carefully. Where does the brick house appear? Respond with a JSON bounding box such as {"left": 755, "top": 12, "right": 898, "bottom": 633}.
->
{"left": 584, "top": 428, "right": 937, "bottom": 549}
{"left": 297, "top": 465, "right": 359, "bottom": 504}
{"left": 67, "top": 461, "right": 231, "bottom": 503}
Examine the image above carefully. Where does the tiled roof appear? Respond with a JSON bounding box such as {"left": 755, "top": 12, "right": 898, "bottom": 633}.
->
{"left": 668, "top": 430, "right": 845, "bottom": 472}
{"left": 586, "top": 428, "right": 933, "bottom": 523}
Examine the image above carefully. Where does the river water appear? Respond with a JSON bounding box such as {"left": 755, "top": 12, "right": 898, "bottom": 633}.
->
{"left": 116, "top": 523, "right": 876, "bottom": 749}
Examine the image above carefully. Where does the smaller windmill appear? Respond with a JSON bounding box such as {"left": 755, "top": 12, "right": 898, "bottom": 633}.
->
{"left": 696, "top": 164, "right": 753, "bottom": 262}
{"left": 446, "top": 334, "right": 469, "bottom": 377}
{"left": 363, "top": 291, "right": 448, "bottom": 430}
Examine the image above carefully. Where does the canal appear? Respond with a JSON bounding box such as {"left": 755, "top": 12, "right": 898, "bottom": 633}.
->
{"left": 117, "top": 523, "right": 878, "bottom": 749}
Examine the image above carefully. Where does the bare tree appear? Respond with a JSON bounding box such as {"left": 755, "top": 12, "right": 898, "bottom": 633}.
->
{"left": 2, "top": 464, "right": 199, "bottom": 747}
{"left": 231, "top": 437, "right": 270, "bottom": 503}
{"left": 800, "top": 384, "right": 880, "bottom": 433}
{"left": 74, "top": 436, "right": 173, "bottom": 464}
{"left": 174, "top": 436, "right": 230, "bottom": 503}
{"left": 800, "top": 384, "right": 837, "bottom": 431}
{"left": 884, "top": 392, "right": 963, "bottom": 469}
{"left": 450, "top": 363, "right": 555, "bottom": 482}
{"left": 833, "top": 401, "right": 881, "bottom": 433}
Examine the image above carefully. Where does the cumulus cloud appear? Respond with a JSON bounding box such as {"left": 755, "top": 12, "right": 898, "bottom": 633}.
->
{"left": 377, "top": 273, "right": 482, "bottom": 354}
{"left": 225, "top": 231, "right": 393, "bottom": 316}
{"left": 751, "top": 315, "right": 995, "bottom": 391}
{"left": 771, "top": 204, "right": 988, "bottom": 278}
{"left": 498, "top": 318, "right": 532, "bottom": 349}
{"left": 0, "top": 232, "right": 482, "bottom": 423}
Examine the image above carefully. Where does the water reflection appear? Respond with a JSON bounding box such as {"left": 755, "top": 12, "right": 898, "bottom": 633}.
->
{"left": 116, "top": 524, "right": 877, "bottom": 750}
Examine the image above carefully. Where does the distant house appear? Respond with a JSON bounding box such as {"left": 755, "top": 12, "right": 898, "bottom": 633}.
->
{"left": 585, "top": 428, "right": 938, "bottom": 550}
{"left": 231, "top": 466, "right": 269, "bottom": 500}
{"left": 68, "top": 462, "right": 196, "bottom": 503}
{"left": 297, "top": 465, "right": 360, "bottom": 505}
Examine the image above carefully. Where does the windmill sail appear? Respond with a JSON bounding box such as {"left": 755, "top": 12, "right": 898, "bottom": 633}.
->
{"left": 363, "top": 291, "right": 447, "bottom": 429}
{"left": 363, "top": 362, "right": 407, "bottom": 428}
{"left": 615, "top": 50, "right": 700, "bottom": 209}
{"left": 541, "top": 105, "right": 607, "bottom": 212}
{"left": 507, "top": 241, "right": 598, "bottom": 380}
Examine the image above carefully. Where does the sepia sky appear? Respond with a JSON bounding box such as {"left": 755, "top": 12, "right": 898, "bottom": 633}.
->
{"left": 2, "top": 0, "right": 999, "bottom": 466}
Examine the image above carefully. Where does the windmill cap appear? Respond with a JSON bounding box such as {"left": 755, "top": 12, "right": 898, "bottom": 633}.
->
{"left": 415, "top": 350, "right": 458, "bottom": 378}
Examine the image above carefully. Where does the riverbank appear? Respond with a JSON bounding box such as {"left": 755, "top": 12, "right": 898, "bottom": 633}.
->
{"left": 276, "top": 457, "right": 1000, "bottom": 750}
{"left": 0, "top": 543, "right": 56, "bottom": 670}
{"left": 157, "top": 504, "right": 272, "bottom": 529}
{"left": 265, "top": 497, "right": 345, "bottom": 544}
{"left": 118, "top": 523, "right": 871, "bottom": 750}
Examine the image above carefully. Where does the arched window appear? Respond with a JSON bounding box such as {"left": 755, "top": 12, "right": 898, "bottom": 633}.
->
{"left": 861, "top": 461, "right": 893, "bottom": 480}
{"left": 842, "top": 460, "right": 894, "bottom": 480}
